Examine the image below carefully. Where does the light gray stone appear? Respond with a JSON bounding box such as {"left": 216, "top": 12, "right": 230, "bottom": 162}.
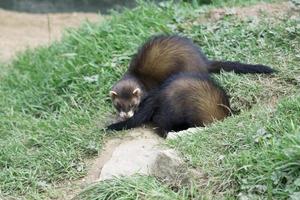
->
{"left": 88, "top": 127, "right": 206, "bottom": 187}
{"left": 99, "top": 137, "right": 161, "bottom": 180}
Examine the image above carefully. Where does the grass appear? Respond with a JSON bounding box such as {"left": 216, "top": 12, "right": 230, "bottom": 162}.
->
{"left": 0, "top": 0, "right": 299, "bottom": 199}
{"left": 0, "top": 61, "right": 9, "bottom": 79}
{"left": 169, "top": 96, "right": 300, "bottom": 199}
{"left": 74, "top": 176, "right": 197, "bottom": 200}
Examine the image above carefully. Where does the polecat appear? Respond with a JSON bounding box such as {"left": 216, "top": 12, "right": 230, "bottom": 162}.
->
{"left": 110, "top": 35, "right": 275, "bottom": 119}
{"left": 107, "top": 73, "right": 231, "bottom": 137}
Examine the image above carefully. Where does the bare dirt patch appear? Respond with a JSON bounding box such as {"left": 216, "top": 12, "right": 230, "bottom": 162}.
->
{"left": 210, "top": 2, "right": 291, "bottom": 20}
{"left": 0, "top": 9, "right": 103, "bottom": 62}
{"left": 194, "top": 1, "right": 298, "bottom": 24}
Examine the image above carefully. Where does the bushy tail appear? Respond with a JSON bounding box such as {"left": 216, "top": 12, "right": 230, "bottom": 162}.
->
{"left": 208, "top": 60, "right": 276, "bottom": 74}
{"left": 107, "top": 93, "right": 158, "bottom": 131}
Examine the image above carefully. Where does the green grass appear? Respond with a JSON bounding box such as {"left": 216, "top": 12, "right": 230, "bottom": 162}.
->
{"left": 169, "top": 96, "right": 300, "bottom": 199}
{"left": 0, "top": 62, "right": 9, "bottom": 79}
{"left": 0, "top": 0, "right": 299, "bottom": 199}
{"left": 74, "top": 176, "right": 197, "bottom": 200}
{"left": 0, "top": 2, "right": 179, "bottom": 199}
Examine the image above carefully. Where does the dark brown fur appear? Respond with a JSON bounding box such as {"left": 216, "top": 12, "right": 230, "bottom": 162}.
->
{"left": 110, "top": 35, "right": 275, "bottom": 119}
{"left": 107, "top": 73, "right": 231, "bottom": 137}
{"left": 128, "top": 35, "right": 209, "bottom": 89}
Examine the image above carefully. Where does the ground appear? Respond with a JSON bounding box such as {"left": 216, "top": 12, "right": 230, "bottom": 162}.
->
{"left": 0, "top": 9, "right": 101, "bottom": 62}
{"left": 0, "top": 0, "right": 299, "bottom": 199}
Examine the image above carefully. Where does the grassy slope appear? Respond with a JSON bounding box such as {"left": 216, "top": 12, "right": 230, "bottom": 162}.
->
{"left": 0, "top": 2, "right": 180, "bottom": 199}
{"left": 0, "top": 0, "right": 299, "bottom": 199}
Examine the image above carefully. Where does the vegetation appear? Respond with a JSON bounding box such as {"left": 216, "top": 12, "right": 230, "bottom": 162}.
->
{"left": 74, "top": 176, "right": 197, "bottom": 200}
{"left": 170, "top": 96, "right": 300, "bottom": 199}
{"left": 0, "top": 0, "right": 298, "bottom": 199}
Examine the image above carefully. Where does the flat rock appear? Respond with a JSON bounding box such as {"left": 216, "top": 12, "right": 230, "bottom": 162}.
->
{"left": 95, "top": 127, "right": 201, "bottom": 185}
{"left": 84, "top": 128, "right": 163, "bottom": 184}
{"left": 99, "top": 136, "right": 161, "bottom": 180}
{"left": 81, "top": 127, "right": 207, "bottom": 191}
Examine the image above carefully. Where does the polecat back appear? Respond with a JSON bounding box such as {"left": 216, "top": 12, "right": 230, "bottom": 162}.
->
{"left": 107, "top": 73, "right": 231, "bottom": 137}
{"left": 128, "top": 35, "right": 209, "bottom": 89}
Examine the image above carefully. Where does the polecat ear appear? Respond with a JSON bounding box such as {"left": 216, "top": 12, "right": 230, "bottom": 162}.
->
{"left": 132, "top": 88, "right": 141, "bottom": 97}
{"left": 109, "top": 91, "right": 118, "bottom": 98}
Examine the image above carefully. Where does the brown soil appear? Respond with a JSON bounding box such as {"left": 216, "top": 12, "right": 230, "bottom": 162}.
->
{"left": 193, "top": 1, "right": 298, "bottom": 24}
{"left": 0, "top": 9, "right": 103, "bottom": 62}
{"left": 209, "top": 1, "right": 292, "bottom": 20}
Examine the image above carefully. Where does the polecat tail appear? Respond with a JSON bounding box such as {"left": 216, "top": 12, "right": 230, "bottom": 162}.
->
{"left": 107, "top": 92, "right": 157, "bottom": 131}
{"left": 208, "top": 60, "right": 276, "bottom": 74}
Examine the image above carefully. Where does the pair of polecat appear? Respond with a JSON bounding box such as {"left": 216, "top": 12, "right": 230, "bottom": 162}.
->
{"left": 109, "top": 35, "right": 275, "bottom": 119}
{"left": 108, "top": 35, "right": 275, "bottom": 135}
{"left": 108, "top": 73, "right": 231, "bottom": 137}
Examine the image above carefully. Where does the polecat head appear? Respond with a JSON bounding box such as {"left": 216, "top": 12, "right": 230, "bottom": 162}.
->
{"left": 109, "top": 79, "right": 143, "bottom": 120}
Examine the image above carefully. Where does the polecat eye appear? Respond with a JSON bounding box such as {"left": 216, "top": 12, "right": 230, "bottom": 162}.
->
{"left": 115, "top": 103, "right": 121, "bottom": 111}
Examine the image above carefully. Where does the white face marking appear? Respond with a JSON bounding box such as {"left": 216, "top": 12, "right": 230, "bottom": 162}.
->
{"left": 119, "top": 111, "right": 126, "bottom": 118}
{"left": 127, "top": 110, "right": 134, "bottom": 118}
{"left": 119, "top": 110, "right": 134, "bottom": 119}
